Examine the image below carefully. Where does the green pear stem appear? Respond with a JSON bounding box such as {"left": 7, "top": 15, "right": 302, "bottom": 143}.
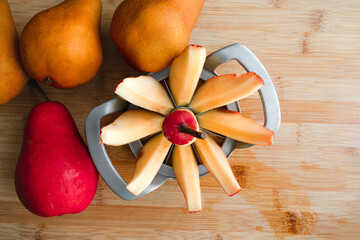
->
{"left": 29, "top": 78, "right": 49, "bottom": 102}
{"left": 179, "top": 124, "right": 207, "bottom": 139}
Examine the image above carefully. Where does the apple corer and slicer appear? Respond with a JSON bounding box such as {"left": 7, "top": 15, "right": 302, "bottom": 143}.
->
{"left": 85, "top": 43, "right": 281, "bottom": 201}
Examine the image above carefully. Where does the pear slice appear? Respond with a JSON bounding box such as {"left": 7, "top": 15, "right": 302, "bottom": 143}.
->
{"left": 115, "top": 76, "right": 174, "bottom": 115}
{"left": 169, "top": 45, "right": 206, "bottom": 107}
{"left": 100, "top": 109, "right": 164, "bottom": 146}
{"left": 172, "top": 145, "right": 201, "bottom": 213}
{"left": 189, "top": 72, "right": 264, "bottom": 113}
{"left": 198, "top": 109, "right": 274, "bottom": 146}
{"left": 126, "top": 133, "right": 172, "bottom": 196}
{"left": 194, "top": 136, "right": 241, "bottom": 196}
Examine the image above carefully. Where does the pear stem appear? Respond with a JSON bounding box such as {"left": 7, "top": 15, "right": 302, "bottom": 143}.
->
{"left": 29, "top": 78, "right": 49, "bottom": 102}
{"left": 179, "top": 124, "right": 207, "bottom": 139}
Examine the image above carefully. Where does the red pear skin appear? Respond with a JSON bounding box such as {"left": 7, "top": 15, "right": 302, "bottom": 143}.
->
{"left": 15, "top": 101, "right": 98, "bottom": 217}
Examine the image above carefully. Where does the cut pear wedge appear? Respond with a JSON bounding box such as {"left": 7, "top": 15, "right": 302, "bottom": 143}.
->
{"left": 169, "top": 45, "right": 206, "bottom": 107}
{"left": 198, "top": 109, "right": 274, "bottom": 146}
{"left": 194, "top": 136, "right": 241, "bottom": 196}
{"left": 126, "top": 133, "right": 172, "bottom": 196}
{"left": 115, "top": 76, "right": 174, "bottom": 115}
{"left": 189, "top": 72, "right": 264, "bottom": 113}
{"left": 100, "top": 109, "right": 164, "bottom": 146}
{"left": 172, "top": 145, "right": 201, "bottom": 213}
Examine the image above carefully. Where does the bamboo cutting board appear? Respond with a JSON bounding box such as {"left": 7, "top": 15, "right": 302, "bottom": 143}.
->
{"left": 1, "top": 0, "right": 360, "bottom": 239}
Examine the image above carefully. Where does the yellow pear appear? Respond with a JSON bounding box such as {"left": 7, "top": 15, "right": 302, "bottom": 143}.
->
{"left": 0, "top": 0, "right": 28, "bottom": 104}
{"left": 20, "top": 0, "right": 103, "bottom": 89}
{"left": 110, "top": 0, "right": 205, "bottom": 73}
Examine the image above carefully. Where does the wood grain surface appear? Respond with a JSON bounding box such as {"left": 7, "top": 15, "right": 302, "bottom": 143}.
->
{"left": 1, "top": 0, "right": 360, "bottom": 239}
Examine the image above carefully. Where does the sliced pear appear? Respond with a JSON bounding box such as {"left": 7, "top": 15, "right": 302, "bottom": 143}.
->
{"left": 194, "top": 136, "right": 241, "bottom": 196}
{"left": 172, "top": 145, "right": 201, "bottom": 213}
{"left": 100, "top": 109, "right": 164, "bottom": 146}
{"left": 169, "top": 45, "right": 206, "bottom": 107}
{"left": 115, "top": 76, "right": 174, "bottom": 115}
{"left": 189, "top": 72, "right": 264, "bottom": 113}
{"left": 198, "top": 109, "right": 274, "bottom": 146}
{"left": 126, "top": 133, "right": 172, "bottom": 196}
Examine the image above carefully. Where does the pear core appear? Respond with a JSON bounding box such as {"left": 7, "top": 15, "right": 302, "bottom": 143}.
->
{"left": 162, "top": 108, "right": 200, "bottom": 145}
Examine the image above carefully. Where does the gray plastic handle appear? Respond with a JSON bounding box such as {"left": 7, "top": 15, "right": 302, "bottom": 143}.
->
{"left": 85, "top": 98, "right": 168, "bottom": 200}
{"left": 204, "top": 43, "right": 281, "bottom": 152}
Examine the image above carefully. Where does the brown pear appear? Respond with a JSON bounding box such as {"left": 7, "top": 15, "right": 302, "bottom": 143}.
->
{"left": 110, "top": 0, "right": 205, "bottom": 73}
{"left": 20, "top": 0, "right": 103, "bottom": 89}
{"left": 0, "top": 0, "right": 28, "bottom": 104}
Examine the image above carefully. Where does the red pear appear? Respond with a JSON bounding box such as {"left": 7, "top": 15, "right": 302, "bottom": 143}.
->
{"left": 15, "top": 101, "right": 98, "bottom": 217}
